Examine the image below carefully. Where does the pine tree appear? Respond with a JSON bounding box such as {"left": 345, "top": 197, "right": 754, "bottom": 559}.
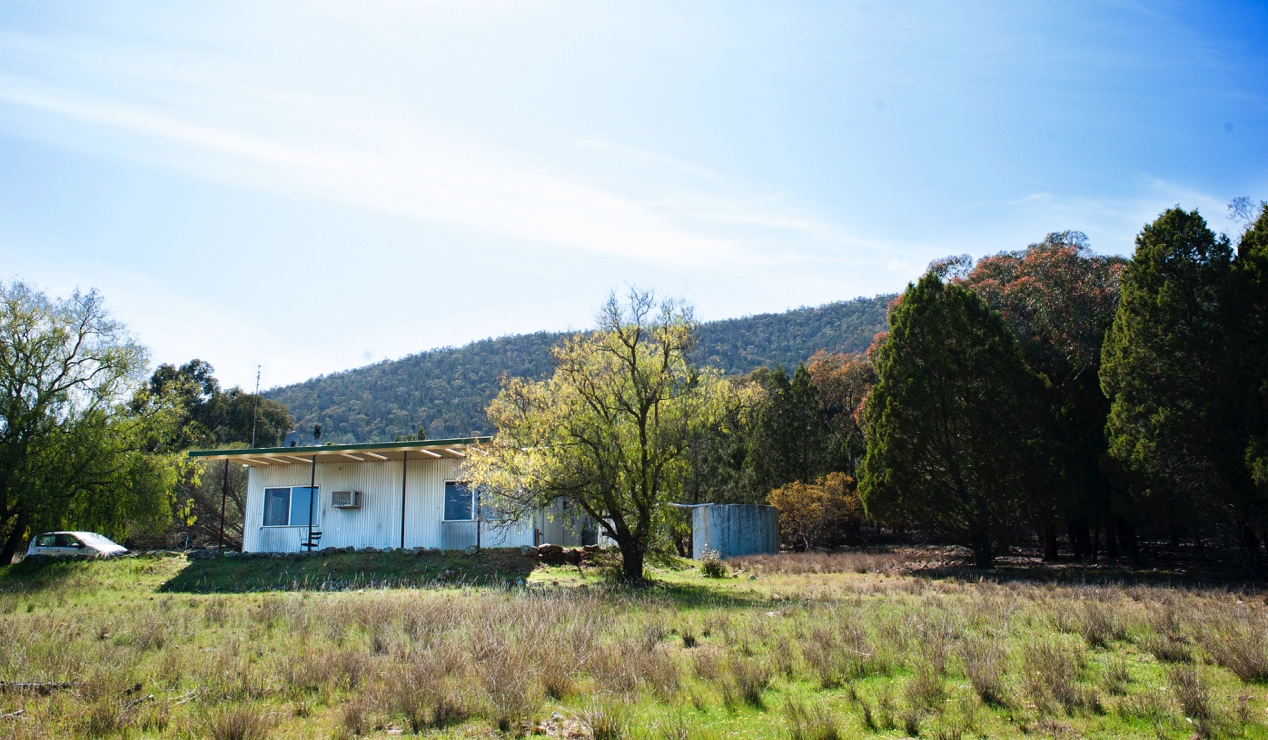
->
{"left": 1100, "top": 207, "right": 1257, "bottom": 555}
{"left": 859, "top": 273, "right": 1050, "bottom": 567}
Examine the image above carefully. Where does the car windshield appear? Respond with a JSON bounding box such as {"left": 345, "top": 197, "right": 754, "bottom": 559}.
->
{"left": 75, "top": 533, "right": 121, "bottom": 549}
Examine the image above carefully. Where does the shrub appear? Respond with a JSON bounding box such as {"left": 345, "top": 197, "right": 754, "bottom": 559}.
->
{"left": 700, "top": 549, "right": 727, "bottom": 578}
{"left": 767, "top": 472, "right": 863, "bottom": 551}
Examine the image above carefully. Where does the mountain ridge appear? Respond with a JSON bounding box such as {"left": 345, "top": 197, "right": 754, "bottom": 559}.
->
{"left": 266, "top": 294, "right": 893, "bottom": 443}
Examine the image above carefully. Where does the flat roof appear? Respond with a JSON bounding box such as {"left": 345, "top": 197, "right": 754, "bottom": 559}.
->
{"left": 187, "top": 436, "right": 491, "bottom": 466}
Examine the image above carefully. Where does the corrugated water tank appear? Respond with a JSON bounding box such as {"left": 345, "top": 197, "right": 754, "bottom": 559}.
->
{"left": 691, "top": 504, "right": 779, "bottom": 560}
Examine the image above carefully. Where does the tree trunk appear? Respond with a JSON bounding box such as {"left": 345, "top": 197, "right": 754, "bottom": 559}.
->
{"left": 1242, "top": 524, "right": 1262, "bottom": 572}
{"left": 1, "top": 508, "right": 28, "bottom": 565}
{"left": 618, "top": 539, "right": 646, "bottom": 583}
{"left": 970, "top": 529, "right": 993, "bottom": 569}
{"left": 1041, "top": 523, "right": 1059, "bottom": 562}
{"left": 1115, "top": 516, "right": 1141, "bottom": 566}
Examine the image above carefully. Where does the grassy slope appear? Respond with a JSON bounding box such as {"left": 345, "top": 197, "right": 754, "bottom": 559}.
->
{"left": 1, "top": 551, "right": 1265, "bottom": 738}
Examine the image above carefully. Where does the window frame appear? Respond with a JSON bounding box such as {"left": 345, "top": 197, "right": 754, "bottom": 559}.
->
{"left": 261, "top": 486, "right": 321, "bottom": 528}
{"left": 443, "top": 480, "right": 477, "bottom": 522}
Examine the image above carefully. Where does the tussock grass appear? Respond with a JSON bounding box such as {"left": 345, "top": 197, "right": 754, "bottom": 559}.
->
{"left": 3, "top": 551, "right": 1268, "bottom": 737}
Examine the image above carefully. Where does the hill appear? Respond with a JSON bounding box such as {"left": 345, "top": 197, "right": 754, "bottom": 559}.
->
{"left": 266, "top": 294, "right": 893, "bottom": 443}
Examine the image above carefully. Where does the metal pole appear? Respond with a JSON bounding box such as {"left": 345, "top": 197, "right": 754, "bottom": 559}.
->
{"left": 307, "top": 453, "right": 316, "bottom": 550}
{"left": 250, "top": 365, "right": 261, "bottom": 448}
{"left": 400, "top": 452, "right": 408, "bottom": 549}
{"left": 475, "top": 486, "right": 481, "bottom": 552}
{"left": 218, "top": 459, "right": 228, "bottom": 553}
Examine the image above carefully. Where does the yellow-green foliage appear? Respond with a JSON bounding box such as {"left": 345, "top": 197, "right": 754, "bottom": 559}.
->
{"left": 2, "top": 551, "right": 1268, "bottom": 738}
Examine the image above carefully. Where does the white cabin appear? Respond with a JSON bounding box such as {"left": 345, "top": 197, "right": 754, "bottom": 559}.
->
{"left": 190, "top": 438, "right": 592, "bottom": 553}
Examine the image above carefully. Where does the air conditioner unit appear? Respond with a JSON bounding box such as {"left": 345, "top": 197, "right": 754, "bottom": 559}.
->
{"left": 331, "top": 490, "right": 362, "bottom": 509}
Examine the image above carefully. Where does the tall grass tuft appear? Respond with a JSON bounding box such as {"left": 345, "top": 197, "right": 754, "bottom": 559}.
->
{"left": 784, "top": 696, "right": 841, "bottom": 740}
{"left": 199, "top": 704, "right": 273, "bottom": 740}
{"left": 958, "top": 634, "right": 1007, "bottom": 705}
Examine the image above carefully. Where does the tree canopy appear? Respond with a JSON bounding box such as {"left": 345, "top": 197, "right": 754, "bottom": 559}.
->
{"left": 859, "top": 273, "right": 1051, "bottom": 567}
{"left": 463, "top": 290, "right": 752, "bottom": 581}
{"left": 0, "top": 283, "right": 182, "bottom": 562}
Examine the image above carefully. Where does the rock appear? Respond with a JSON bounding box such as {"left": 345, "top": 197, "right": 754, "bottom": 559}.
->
{"left": 464, "top": 545, "right": 479, "bottom": 556}
{"left": 536, "top": 543, "right": 564, "bottom": 556}
{"left": 362, "top": 547, "right": 378, "bottom": 554}
{"left": 564, "top": 549, "right": 583, "bottom": 565}
{"left": 224, "top": 551, "right": 241, "bottom": 558}
{"left": 520, "top": 545, "right": 533, "bottom": 555}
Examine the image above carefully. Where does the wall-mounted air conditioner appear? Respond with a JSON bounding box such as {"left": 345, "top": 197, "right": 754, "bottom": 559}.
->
{"left": 331, "top": 490, "right": 362, "bottom": 509}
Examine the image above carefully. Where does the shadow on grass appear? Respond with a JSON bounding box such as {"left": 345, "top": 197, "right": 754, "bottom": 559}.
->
{"left": 0, "top": 556, "right": 135, "bottom": 595}
{"left": 910, "top": 562, "right": 1268, "bottom": 590}
{"left": 159, "top": 549, "right": 538, "bottom": 594}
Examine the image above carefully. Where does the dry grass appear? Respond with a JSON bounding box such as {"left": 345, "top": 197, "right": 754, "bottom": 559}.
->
{"left": 731, "top": 549, "right": 907, "bottom": 575}
{"left": 4, "top": 552, "right": 1268, "bottom": 737}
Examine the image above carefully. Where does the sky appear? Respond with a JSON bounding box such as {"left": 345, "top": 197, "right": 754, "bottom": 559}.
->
{"left": 0, "top": 1, "right": 1265, "bottom": 391}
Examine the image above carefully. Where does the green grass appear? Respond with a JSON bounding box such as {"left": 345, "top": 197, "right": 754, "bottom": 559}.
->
{"left": 1, "top": 549, "right": 1267, "bottom": 738}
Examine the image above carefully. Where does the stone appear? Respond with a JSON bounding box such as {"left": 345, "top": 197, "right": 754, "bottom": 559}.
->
{"left": 464, "top": 545, "right": 479, "bottom": 555}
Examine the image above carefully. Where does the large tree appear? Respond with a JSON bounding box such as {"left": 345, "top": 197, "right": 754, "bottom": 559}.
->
{"left": 740, "top": 363, "right": 834, "bottom": 499}
{"left": 859, "top": 273, "right": 1051, "bottom": 568}
{"left": 143, "top": 359, "right": 292, "bottom": 448}
{"left": 0, "top": 283, "right": 180, "bottom": 562}
{"left": 135, "top": 360, "right": 293, "bottom": 549}
{"left": 961, "top": 233, "right": 1129, "bottom": 561}
{"left": 464, "top": 290, "right": 749, "bottom": 582}
{"left": 1230, "top": 202, "right": 1268, "bottom": 523}
{"left": 1100, "top": 208, "right": 1259, "bottom": 557}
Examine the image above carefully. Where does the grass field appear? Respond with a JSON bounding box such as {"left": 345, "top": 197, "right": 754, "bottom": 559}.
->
{"left": 1, "top": 549, "right": 1267, "bottom": 739}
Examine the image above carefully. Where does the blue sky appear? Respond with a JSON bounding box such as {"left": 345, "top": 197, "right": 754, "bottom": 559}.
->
{"left": 0, "top": 1, "right": 1264, "bottom": 389}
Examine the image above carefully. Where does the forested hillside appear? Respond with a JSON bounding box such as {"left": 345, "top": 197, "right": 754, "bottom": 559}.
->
{"left": 266, "top": 295, "right": 892, "bottom": 443}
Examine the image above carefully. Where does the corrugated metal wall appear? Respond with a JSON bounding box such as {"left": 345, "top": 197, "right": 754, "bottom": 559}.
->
{"left": 242, "top": 458, "right": 535, "bottom": 553}
{"left": 692, "top": 504, "right": 779, "bottom": 559}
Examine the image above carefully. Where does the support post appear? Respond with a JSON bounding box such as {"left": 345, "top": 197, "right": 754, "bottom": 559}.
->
{"left": 400, "top": 452, "right": 408, "bottom": 549}
{"left": 218, "top": 459, "right": 229, "bottom": 553}
{"left": 307, "top": 453, "right": 317, "bottom": 551}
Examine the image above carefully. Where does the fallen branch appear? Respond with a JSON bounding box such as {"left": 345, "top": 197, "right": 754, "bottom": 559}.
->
{"left": 0, "top": 709, "right": 24, "bottom": 720}
{"left": 0, "top": 681, "right": 75, "bottom": 695}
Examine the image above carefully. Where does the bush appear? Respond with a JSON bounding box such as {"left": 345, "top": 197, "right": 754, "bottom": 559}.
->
{"left": 700, "top": 548, "right": 727, "bottom": 578}
{"left": 767, "top": 472, "right": 863, "bottom": 551}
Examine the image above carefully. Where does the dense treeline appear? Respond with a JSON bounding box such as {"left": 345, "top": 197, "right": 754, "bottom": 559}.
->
{"left": 697, "top": 205, "right": 1266, "bottom": 568}
{"left": 266, "top": 297, "right": 891, "bottom": 444}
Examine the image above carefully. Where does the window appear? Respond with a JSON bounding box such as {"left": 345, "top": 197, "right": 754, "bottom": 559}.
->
{"left": 262, "top": 486, "right": 319, "bottom": 527}
{"left": 444, "top": 481, "right": 475, "bottom": 521}
{"left": 55, "top": 534, "right": 82, "bottom": 548}
{"left": 34, "top": 534, "right": 56, "bottom": 548}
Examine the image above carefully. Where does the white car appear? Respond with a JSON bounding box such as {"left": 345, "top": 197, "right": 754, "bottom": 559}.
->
{"left": 27, "top": 531, "right": 128, "bottom": 558}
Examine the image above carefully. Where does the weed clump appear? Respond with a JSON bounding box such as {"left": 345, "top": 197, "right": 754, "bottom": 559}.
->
{"left": 700, "top": 549, "right": 727, "bottom": 578}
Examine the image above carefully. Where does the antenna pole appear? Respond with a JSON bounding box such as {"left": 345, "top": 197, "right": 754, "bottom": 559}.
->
{"left": 250, "top": 365, "right": 261, "bottom": 448}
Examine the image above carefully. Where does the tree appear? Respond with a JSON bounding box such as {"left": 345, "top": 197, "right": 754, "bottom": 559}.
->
{"left": 805, "top": 351, "right": 876, "bottom": 478}
{"left": 1100, "top": 208, "right": 1258, "bottom": 557}
{"left": 859, "top": 273, "right": 1051, "bottom": 568}
{"left": 0, "top": 283, "right": 181, "bottom": 562}
{"left": 134, "top": 360, "right": 293, "bottom": 549}
{"left": 464, "top": 290, "right": 749, "bottom": 582}
{"left": 767, "top": 472, "right": 862, "bottom": 551}
{"left": 143, "top": 359, "right": 292, "bottom": 448}
{"left": 741, "top": 363, "right": 833, "bottom": 499}
{"left": 1229, "top": 202, "right": 1268, "bottom": 523}
{"left": 961, "top": 233, "right": 1129, "bottom": 561}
